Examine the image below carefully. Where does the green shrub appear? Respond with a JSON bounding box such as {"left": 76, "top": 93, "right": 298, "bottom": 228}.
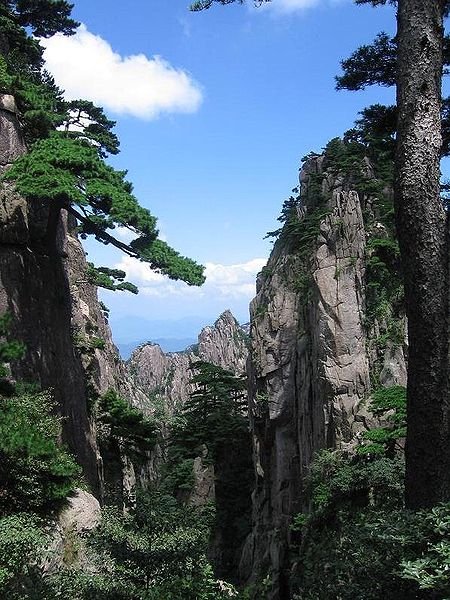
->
{"left": 76, "top": 490, "right": 223, "bottom": 599}
{"left": 0, "top": 513, "right": 47, "bottom": 595}
{"left": 0, "top": 391, "right": 80, "bottom": 512}
{"left": 357, "top": 385, "right": 407, "bottom": 457}
{"left": 0, "top": 313, "right": 26, "bottom": 394}
{"left": 292, "top": 449, "right": 449, "bottom": 600}
{"left": 400, "top": 503, "right": 450, "bottom": 597}
{"left": 98, "top": 389, "right": 157, "bottom": 458}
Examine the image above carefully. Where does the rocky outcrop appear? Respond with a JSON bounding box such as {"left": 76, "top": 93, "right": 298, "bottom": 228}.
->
{"left": 0, "top": 94, "right": 149, "bottom": 500}
{"left": 0, "top": 95, "right": 100, "bottom": 491}
{"left": 44, "top": 489, "right": 101, "bottom": 574}
{"left": 127, "top": 310, "right": 248, "bottom": 416}
{"left": 0, "top": 95, "right": 26, "bottom": 171}
{"left": 242, "top": 156, "right": 378, "bottom": 598}
{"left": 197, "top": 310, "right": 248, "bottom": 373}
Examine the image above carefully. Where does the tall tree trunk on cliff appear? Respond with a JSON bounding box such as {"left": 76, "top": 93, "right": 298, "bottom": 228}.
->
{"left": 396, "top": 0, "right": 450, "bottom": 508}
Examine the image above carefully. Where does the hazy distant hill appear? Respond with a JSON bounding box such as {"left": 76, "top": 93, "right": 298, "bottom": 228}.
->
{"left": 108, "top": 315, "right": 217, "bottom": 359}
{"left": 117, "top": 337, "right": 196, "bottom": 359}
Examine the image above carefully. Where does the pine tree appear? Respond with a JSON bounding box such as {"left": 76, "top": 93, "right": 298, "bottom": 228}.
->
{"left": 0, "top": 1, "right": 205, "bottom": 287}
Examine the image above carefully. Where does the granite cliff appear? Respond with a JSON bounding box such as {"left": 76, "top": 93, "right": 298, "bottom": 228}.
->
{"left": 127, "top": 309, "right": 249, "bottom": 416}
{"left": 0, "top": 93, "right": 148, "bottom": 503}
{"left": 1, "top": 87, "right": 409, "bottom": 598}
{"left": 241, "top": 148, "right": 406, "bottom": 598}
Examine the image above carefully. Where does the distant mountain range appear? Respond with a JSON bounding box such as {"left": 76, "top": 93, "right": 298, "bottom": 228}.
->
{"left": 117, "top": 337, "right": 197, "bottom": 360}
{"left": 108, "top": 315, "right": 218, "bottom": 359}
{"left": 109, "top": 314, "right": 250, "bottom": 360}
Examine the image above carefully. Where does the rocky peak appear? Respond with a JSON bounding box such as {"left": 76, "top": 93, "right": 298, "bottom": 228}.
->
{"left": 197, "top": 310, "right": 248, "bottom": 374}
{"left": 241, "top": 153, "right": 384, "bottom": 597}
{"left": 127, "top": 310, "right": 249, "bottom": 416}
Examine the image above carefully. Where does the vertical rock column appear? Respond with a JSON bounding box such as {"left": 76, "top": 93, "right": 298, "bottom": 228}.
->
{"left": 242, "top": 156, "right": 370, "bottom": 598}
{"left": 0, "top": 95, "right": 100, "bottom": 494}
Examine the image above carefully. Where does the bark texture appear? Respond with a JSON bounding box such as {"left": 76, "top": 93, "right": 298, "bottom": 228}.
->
{"left": 396, "top": 0, "right": 450, "bottom": 508}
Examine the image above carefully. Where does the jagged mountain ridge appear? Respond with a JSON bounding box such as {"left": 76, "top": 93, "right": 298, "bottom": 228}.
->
{"left": 127, "top": 309, "right": 249, "bottom": 416}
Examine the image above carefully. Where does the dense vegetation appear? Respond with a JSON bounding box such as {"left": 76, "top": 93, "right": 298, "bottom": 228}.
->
{"left": 292, "top": 449, "right": 450, "bottom": 599}
{"left": 0, "top": 319, "right": 250, "bottom": 598}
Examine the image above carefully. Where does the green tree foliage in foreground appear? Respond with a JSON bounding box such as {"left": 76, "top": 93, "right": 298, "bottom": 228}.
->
{"left": 0, "top": 491, "right": 241, "bottom": 599}
{"left": 0, "top": 513, "right": 48, "bottom": 599}
{"left": 292, "top": 449, "right": 450, "bottom": 600}
{"left": 0, "top": 318, "right": 79, "bottom": 513}
{"left": 291, "top": 389, "right": 450, "bottom": 600}
{"left": 0, "top": 0, "right": 205, "bottom": 288}
{"left": 0, "top": 390, "right": 80, "bottom": 513}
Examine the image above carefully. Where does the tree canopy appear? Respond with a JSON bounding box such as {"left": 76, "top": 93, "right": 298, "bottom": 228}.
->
{"left": 0, "top": 0, "right": 205, "bottom": 288}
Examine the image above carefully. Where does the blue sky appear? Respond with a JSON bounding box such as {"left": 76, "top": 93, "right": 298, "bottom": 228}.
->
{"left": 41, "top": 0, "right": 397, "bottom": 342}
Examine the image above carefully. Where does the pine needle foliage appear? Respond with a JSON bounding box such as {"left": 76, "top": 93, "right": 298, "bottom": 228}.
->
{"left": 98, "top": 389, "right": 157, "bottom": 458}
{"left": 0, "top": 390, "right": 80, "bottom": 513}
{"left": 0, "top": 0, "right": 205, "bottom": 288}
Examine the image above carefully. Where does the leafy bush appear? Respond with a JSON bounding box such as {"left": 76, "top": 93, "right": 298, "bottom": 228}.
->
{"left": 400, "top": 503, "right": 450, "bottom": 597}
{"left": 0, "top": 390, "right": 80, "bottom": 512}
{"left": 0, "top": 513, "right": 47, "bottom": 597}
{"left": 305, "top": 449, "right": 404, "bottom": 518}
{"left": 358, "top": 386, "right": 407, "bottom": 456}
{"left": 49, "top": 489, "right": 232, "bottom": 600}
{"left": 98, "top": 389, "right": 157, "bottom": 458}
{"left": 292, "top": 449, "right": 450, "bottom": 600}
{"left": 0, "top": 313, "right": 25, "bottom": 394}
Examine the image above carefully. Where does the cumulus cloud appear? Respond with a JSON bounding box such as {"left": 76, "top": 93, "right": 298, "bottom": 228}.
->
{"left": 113, "top": 227, "right": 139, "bottom": 244}
{"left": 271, "top": 0, "right": 320, "bottom": 11}
{"left": 115, "top": 256, "right": 266, "bottom": 300}
{"left": 41, "top": 25, "right": 203, "bottom": 119}
{"left": 259, "top": 0, "right": 347, "bottom": 13}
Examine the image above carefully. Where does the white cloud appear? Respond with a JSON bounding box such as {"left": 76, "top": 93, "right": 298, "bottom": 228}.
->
{"left": 41, "top": 25, "right": 203, "bottom": 119}
{"left": 258, "top": 0, "right": 348, "bottom": 14}
{"left": 113, "top": 227, "right": 139, "bottom": 244}
{"left": 115, "top": 255, "right": 266, "bottom": 300}
{"left": 271, "top": 0, "right": 320, "bottom": 11}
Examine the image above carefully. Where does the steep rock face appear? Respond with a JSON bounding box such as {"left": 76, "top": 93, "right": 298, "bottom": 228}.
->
{"left": 197, "top": 310, "right": 248, "bottom": 373}
{"left": 0, "top": 94, "right": 148, "bottom": 499}
{"left": 65, "top": 215, "right": 155, "bottom": 503}
{"left": 128, "top": 309, "right": 248, "bottom": 416}
{"left": 0, "top": 95, "right": 26, "bottom": 170}
{"left": 242, "top": 156, "right": 375, "bottom": 598}
{"left": 0, "top": 96, "right": 100, "bottom": 491}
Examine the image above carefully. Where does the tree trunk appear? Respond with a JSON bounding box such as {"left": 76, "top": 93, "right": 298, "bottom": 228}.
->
{"left": 396, "top": 0, "right": 450, "bottom": 508}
